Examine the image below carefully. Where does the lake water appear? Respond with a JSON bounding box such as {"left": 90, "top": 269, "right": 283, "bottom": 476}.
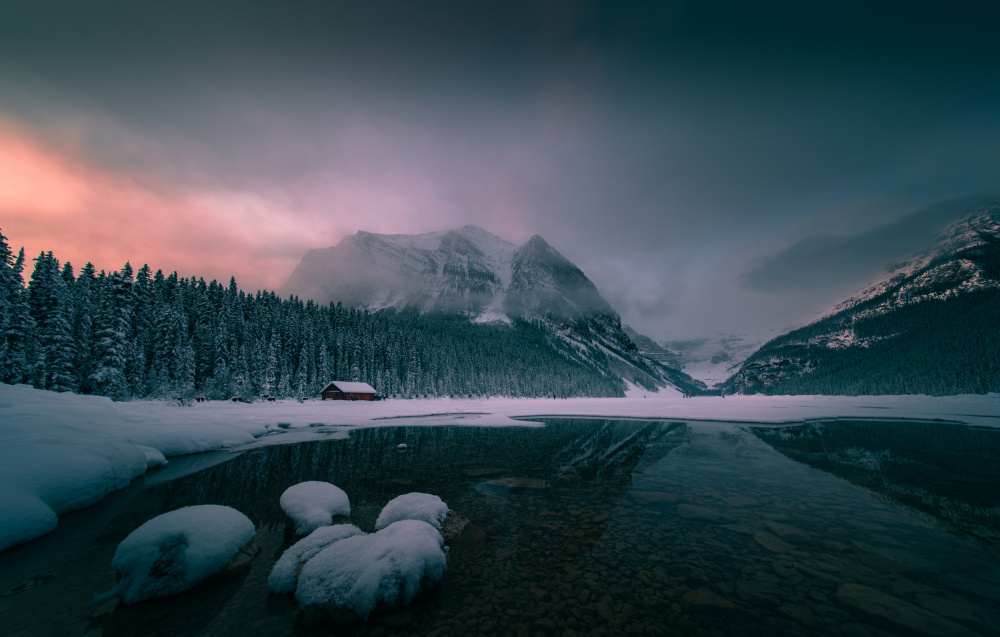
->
{"left": 2, "top": 418, "right": 999, "bottom": 636}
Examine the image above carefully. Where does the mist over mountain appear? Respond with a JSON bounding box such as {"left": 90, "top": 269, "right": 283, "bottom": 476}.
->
{"left": 281, "top": 225, "right": 706, "bottom": 395}
{"left": 280, "top": 225, "right": 614, "bottom": 321}
{"left": 725, "top": 203, "right": 1000, "bottom": 395}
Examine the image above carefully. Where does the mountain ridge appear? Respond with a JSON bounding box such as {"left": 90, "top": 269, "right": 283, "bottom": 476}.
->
{"left": 724, "top": 204, "right": 1000, "bottom": 395}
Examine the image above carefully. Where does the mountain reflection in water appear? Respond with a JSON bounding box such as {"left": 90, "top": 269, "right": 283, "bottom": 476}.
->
{"left": 751, "top": 420, "right": 1000, "bottom": 545}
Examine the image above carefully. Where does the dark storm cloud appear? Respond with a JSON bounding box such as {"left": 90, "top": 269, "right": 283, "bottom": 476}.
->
{"left": 2, "top": 0, "right": 999, "bottom": 341}
{"left": 741, "top": 195, "right": 1000, "bottom": 292}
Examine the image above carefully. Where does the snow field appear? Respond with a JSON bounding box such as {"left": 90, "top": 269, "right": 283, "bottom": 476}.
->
{"left": 280, "top": 481, "right": 351, "bottom": 534}
{"left": 95, "top": 505, "right": 256, "bottom": 604}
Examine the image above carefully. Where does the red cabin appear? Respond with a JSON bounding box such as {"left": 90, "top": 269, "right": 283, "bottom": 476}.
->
{"left": 320, "top": 381, "right": 378, "bottom": 401}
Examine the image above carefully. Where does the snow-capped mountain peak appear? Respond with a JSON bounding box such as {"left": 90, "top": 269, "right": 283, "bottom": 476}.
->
{"left": 280, "top": 225, "right": 699, "bottom": 393}
{"left": 281, "top": 225, "right": 615, "bottom": 323}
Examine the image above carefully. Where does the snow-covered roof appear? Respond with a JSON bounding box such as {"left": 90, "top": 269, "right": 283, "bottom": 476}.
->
{"left": 321, "top": 381, "right": 377, "bottom": 394}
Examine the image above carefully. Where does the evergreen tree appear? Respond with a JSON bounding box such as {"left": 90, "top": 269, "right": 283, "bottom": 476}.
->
{"left": 28, "top": 252, "right": 76, "bottom": 391}
{"left": 73, "top": 263, "right": 97, "bottom": 392}
{"left": 262, "top": 333, "right": 278, "bottom": 397}
{"left": 90, "top": 280, "right": 129, "bottom": 399}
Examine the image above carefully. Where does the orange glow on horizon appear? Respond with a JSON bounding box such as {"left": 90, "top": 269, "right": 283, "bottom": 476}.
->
{"left": 0, "top": 122, "right": 315, "bottom": 291}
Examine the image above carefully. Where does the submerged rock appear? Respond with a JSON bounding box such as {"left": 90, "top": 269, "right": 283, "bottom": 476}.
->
{"left": 676, "top": 504, "right": 725, "bottom": 520}
{"left": 682, "top": 589, "right": 736, "bottom": 608}
{"left": 630, "top": 490, "right": 682, "bottom": 505}
{"left": 753, "top": 531, "right": 794, "bottom": 553}
{"left": 439, "top": 511, "right": 470, "bottom": 542}
{"left": 836, "top": 583, "right": 972, "bottom": 637}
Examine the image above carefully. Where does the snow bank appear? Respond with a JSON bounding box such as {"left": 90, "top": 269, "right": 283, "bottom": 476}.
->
{"left": 375, "top": 493, "right": 449, "bottom": 531}
{"left": 268, "top": 524, "right": 364, "bottom": 594}
{"left": 0, "top": 384, "right": 263, "bottom": 551}
{"left": 96, "top": 505, "right": 256, "bottom": 604}
{"left": 0, "top": 489, "right": 59, "bottom": 553}
{"left": 296, "top": 519, "right": 447, "bottom": 618}
{"left": 0, "top": 386, "right": 149, "bottom": 551}
{"left": 280, "top": 482, "right": 351, "bottom": 534}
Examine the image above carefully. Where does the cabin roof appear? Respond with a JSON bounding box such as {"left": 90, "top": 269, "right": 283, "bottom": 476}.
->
{"left": 321, "top": 381, "right": 377, "bottom": 394}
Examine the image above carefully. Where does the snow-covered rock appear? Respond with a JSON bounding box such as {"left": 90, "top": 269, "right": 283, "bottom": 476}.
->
{"left": 280, "top": 481, "right": 351, "bottom": 534}
{"left": 295, "top": 519, "right": 447, "bottom": 618}
{"left": 96, "top": 505, "right": 256, "bottom": 604}
{"left": 375, "top": 493, "right": 449, "bottom": 531}
{"left": 268, "top": 524, "right": 364, "bottom": 594}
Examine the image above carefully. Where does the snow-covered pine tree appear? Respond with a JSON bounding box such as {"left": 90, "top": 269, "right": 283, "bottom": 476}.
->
{"left": 277, "top": 354, "right": 292, "bottom": 398}
{"left": 233, "top": 342, "right": 251, "bottom": 401}
{"left": 262, "top": 332, "right": 278, "bottom": 397}
{"left": 0, "top": 230, "right": 15, "bottom": 378}
{"left": 72, "top": 263, "right": 97, "bottom": 392}
{"left": 28, "top": 252, "right": 77, "bottom": 392}
{"left": 89, "top": 277, "right": 129, "bottom": 399}
{"left": 193, "top": 281, "right": 217, "bottom": 388}
{"left": 293, "top": 342, "right": 308, "bottom": 401}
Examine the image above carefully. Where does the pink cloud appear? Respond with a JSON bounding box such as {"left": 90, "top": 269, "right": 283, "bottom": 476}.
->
{"left": 0, "top": 121, "right": 320, "bottom": 291}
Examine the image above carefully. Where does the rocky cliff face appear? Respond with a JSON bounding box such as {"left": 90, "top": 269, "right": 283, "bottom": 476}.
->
{"left": 725, "top": 204, "right": 1000, "bottom": 395}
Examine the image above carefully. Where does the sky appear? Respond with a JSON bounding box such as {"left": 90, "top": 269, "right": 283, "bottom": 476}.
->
{"left": 1, "top": 0, "right": 999, "bottom": 342}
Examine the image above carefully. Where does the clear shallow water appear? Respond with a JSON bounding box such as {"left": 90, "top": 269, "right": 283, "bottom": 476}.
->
{"left": 2, "top": 418, "right": 999, "bottom": 636}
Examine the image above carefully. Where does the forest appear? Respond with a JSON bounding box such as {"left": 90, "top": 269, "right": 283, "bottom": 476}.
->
{"left": 0, "top": 230, "right": 626, "bottom": 401}
{"left": 727, "top": 289, "right": 1000, "bottom": 396}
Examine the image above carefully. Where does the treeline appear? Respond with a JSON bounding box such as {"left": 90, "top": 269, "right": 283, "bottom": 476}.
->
{"left": 0, "top": 230, "right": 625, "bottom": 401}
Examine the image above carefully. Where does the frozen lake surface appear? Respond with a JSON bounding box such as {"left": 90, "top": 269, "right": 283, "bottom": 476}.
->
{"left": 2, "top": 417, "right": 999, "bottom": 636}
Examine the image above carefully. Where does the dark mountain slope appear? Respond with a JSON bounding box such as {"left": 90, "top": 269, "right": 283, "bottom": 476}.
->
{"left": 723, "top": 205, "right": 1000, "bottom": 395}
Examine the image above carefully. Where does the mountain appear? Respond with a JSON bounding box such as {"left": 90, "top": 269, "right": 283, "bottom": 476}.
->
{"left": 282, "top": 225, "right": 702, "bottom": 393}
{"left": 724, "top": 204, "right": 1000, "bottom": 395}
{"left": 657, "top": 334, "right": 759, "bottom": 388}
{"left": 622, "top": 326, "right": 709, "bottom": 394}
